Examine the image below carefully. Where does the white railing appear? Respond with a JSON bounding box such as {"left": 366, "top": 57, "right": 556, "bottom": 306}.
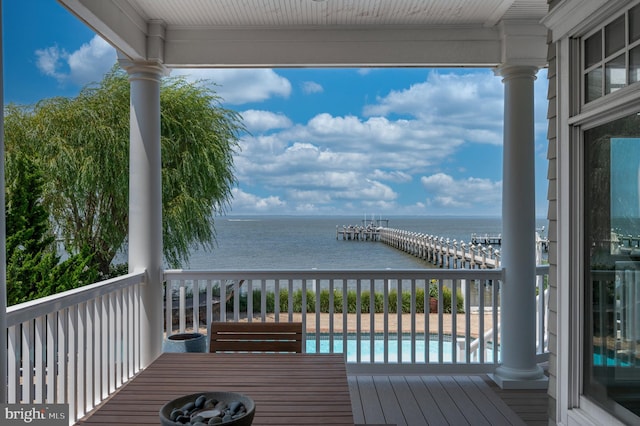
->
{"left": 5, "top": 272, "right": 145, "bottom": 424}
{"left": 3, "top": 266, "right": 549, "bottom": 424}
{"left": 163, "top": 267, "right": 549, "bottom": 373}
{"left": 461, "top": 265, "right": 549, "bottom": 362}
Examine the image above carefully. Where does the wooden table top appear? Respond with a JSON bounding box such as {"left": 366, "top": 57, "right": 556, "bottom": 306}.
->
{"left": 78, "top": 352, "right": 355, "bottom": 425}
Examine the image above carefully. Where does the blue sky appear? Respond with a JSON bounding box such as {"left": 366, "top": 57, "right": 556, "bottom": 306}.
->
{"left": 3, "top": 1, "right": 549, "bottom": 217}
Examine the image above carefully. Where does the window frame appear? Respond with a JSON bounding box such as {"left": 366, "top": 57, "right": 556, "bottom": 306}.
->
{"left": 580, "top": 3, "right": 640, "bottom": 105}
{"left": 569, "top": 3, "right": 640, "bottom": 424}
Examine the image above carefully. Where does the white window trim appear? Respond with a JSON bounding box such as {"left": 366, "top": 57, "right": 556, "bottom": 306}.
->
{"left": 555, "top": 3, "right": 640, "bottom": 425}
{"left": 565, "top": 71, "right": 640, "bottom": 426}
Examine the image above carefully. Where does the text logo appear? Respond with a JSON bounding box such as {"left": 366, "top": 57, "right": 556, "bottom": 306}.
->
{"left": 1, "top": 404, "right": 68, "bottom": 425}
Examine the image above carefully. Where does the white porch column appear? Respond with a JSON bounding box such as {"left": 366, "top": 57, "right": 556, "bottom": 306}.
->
{"left": 119, "top": 58, "right": 168, "bottom": 368}
{"left": 490, "top": 64, "right": 547, "bottom": 389}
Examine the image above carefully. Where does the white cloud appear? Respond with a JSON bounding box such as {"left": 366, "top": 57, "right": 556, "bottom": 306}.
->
{"left": 35, "top": 46, "right": 65, "bottom": 79}
{"left": 241, "top": 110, "right": 292, "bottom": 132}
{"left": 66, "top": 36, "right": 117, "bottom": 85}
{"left": 420, "top": 173, "right": 502, "bottom": 211}
{"left": 368, "top": 169, "right": 412, "bottom": 183}
{"left": 171, "top": 68, "right": 291, "bottom": 104}
{"left": 363, "top": 70, "right": 504, "bottom": 146}
{"left": 36, "top": 36, "right": 116, "bottom": 86}
{"left": 233, "top": 108, "right": 466, "bottom": 211}
{"left": 301, "top": 81, "right": 323, "bottom": 94}
{"left": 231, "top": 188, "right": 286, "bottom": 213}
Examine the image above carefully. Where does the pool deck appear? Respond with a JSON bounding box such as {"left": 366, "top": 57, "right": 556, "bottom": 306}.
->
{"left": 257, "top": 312, "right": 497, "bottom": 338}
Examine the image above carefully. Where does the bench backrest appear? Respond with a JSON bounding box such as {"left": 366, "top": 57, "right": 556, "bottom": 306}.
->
{"left": 209, "top": 321, "right": 303, "bottom": 353}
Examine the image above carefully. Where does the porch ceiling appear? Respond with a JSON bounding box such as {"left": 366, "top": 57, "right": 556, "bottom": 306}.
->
{"left": 57, "top": 0, "right": 549, "bottom": 68}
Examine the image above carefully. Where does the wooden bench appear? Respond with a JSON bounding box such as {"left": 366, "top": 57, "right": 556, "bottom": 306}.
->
{"left": 209, "top": 321, "right": 303, "bottom": 353}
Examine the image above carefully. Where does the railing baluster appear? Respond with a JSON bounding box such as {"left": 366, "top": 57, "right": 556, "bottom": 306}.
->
{"left": 274, "top": 279, "right": 280, "bottom": 322}
{"left": 315, "top": 279, "right": 321, "bottom": 354}
{"left": 424, "top": 280, "right": 429, "bottom": 364}
{"left": 233, "top": 279, "right": 241, "bottom": 321}
{"left": 77, "top": 303, "right": 86, "bottom": 417}
{"left": 165, "top": 281, "right": 173, "bottom": 336}
{"left": 34, "top": 315, "right": 45, "bottom": 403}
{"left": 493, "top": 280, "right": 500, "bottom": 364}
{"left": 438, "top": 279, "right": 444, "bottom": 363}
{"left": 479, "top": 280, "right": 486, "bottom": 363}
{"left": 58, "top": 308, "right": 68, "bottom": 403}
{"left": 383, "top": 278, "right": 389, "bottom": 364}
{"left": 206, "top": 281, "right": 213, "bottom": 340}
{"left": 21, "top": 320, "right": 33, "bottom": 403}
{"left": 46, "top": 312, "right": 57, "bottom": 403}
{"left": 100, "top": 295, "right": 109, "bottom": 399}
{"left": 85, "top": 301, "right": 94, "bottom": 409}
{"left": 301, "top": 279, "right": 307, "bottom": 341}
{"left": 193, "top": 279, "right": 200, "bottom": 331}
{"left": 109, "top": 293, "right": 117, "bottom": 393}
{"left": 369, "top": 279, "right": 375, "bottom": 362}
{"left": 287, "top": 279, "right": 294, "bottom": 322}
{"left": 7, "top": 324, "right": 19, "bottom": 403}
{"left": 116, "top": 291, "right": 123, "bottom": 388}
{"left": 342, "top": 280, "right": 347, "bottom": 361}
{"left": 329, "top": 279, "right": 335, "bottom": 354}
{"left": 356, "top": 278, "right": 362, "bottom": 363}
{"left": 68, "top": 305, "right": 78, "bottom": 420}
{"left": 397, "top": 279, "right": 402, "bottom": 363}
{"left": 410, "top": 279, "right": 416, "bottom": 364}
{"left": 260, "top": 279, "right": 267, "bottom": 322}
{"left": 179, "top": 281, "right": 186, "bottom": 332}
{"left": 464, "top": 279, "right": 471, "bottom": 363}
{"left": 247, "top": 279, "right": 254, "bottom": 323}
{"left": 95, "top": 299, "right": 103, "bottom": 402}
{"left": 451, "top": 279, "right": 458, "bottom": 364}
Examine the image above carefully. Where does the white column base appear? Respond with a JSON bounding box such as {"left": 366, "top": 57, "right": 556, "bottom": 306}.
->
{"left": 489, "top": 364, "right": 548, "bottom": 389}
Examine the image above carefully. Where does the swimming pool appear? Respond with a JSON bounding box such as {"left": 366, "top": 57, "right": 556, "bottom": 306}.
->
{"left": 305, "top": 334, "right": 496, "bottom": 363}
{"left": 593, "top": 353, "right": 632, "bottom": 367}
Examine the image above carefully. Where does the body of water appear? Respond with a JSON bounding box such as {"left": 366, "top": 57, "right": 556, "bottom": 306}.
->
{"left": 178, "top": 215, "right": 548, "bottom": 270}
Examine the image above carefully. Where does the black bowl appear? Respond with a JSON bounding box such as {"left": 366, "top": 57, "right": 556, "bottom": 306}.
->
{"left": 159, "top": 391, "right": 255, "bottom": 426}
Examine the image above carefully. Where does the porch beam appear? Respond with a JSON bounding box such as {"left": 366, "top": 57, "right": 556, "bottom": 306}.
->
{"left": 164, "top": 26, "right": 503, "bottom": 68}
{"left": 491, "top": 63, "right": 548, "bottom": 389}
{"left": 118, "top": 57, "right": 169, "bottom": 368}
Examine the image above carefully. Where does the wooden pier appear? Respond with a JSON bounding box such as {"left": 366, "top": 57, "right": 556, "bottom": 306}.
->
{"left": 471, "top": 233, "right": 502, "bottom": 246}
{"left": 337, "top": 222, "right": 548, "bottom": 270}
{"left": 336, "top": 218, "right": 389, "bottom": 241}
{"left": 379, "top": 228, "right": 502, "bottom": 269}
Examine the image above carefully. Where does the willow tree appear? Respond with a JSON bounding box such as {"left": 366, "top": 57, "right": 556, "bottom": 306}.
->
{"left": 5, "top": 66, "right": 242, "bottom": 274}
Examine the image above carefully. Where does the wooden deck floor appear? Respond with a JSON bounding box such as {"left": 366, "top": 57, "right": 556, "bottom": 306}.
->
{"left": 348, "top": 374, "right": 549, "bottom": 426}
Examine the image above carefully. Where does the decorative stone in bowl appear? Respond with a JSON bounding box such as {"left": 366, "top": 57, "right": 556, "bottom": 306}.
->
{"left": 159, "top": 391, "right": 255, "bottom": 426}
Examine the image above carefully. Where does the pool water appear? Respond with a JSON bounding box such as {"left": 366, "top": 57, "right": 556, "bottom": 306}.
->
{"left": 305, "top": 334, "right": 496, "bottom": 363}
{"left": 593, "top": 353, "right": 632, "bottom": 367}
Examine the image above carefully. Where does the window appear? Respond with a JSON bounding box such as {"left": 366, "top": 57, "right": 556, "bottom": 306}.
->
{"left": 583, "top": 4, "right": 640, "bottom": 103}
{"left": 583, "top": 113, "right": 640, "bottom": 423}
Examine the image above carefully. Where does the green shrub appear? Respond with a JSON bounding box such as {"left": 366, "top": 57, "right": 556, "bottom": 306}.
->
{"left": 293, "top": 289, "right": 315, "bottom": 313}
{"left": 242, "top": 286, "right": 463, "bottom": 315}
{"left": 320, "top": 289, "right": 349, "bottom": 313}
{"left": 415, "top": 287, "right": 425, "bottom": 313}
{"left": 442, "top": 286, "right": 465, "bottom": 313}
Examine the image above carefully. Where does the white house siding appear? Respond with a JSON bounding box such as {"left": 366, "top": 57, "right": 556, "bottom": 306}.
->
{"left": 545, "top": 2, "right": 558, "bottom": 420}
